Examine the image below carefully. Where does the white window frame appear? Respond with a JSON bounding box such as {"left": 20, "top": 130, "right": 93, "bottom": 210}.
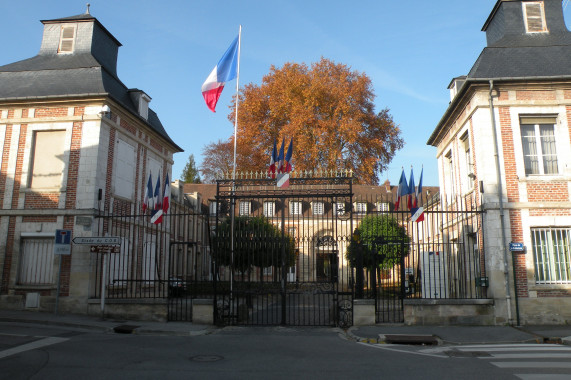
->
{"left": 531, "top": 227, "right": 571, "bottom": 284}
{"left": 376, "top": 202, "right": 390, "bottom": 212}
{"left": 263, "top": 201, "right": 275, "bottom": 217}
{"left": 58, "top": 25, "right": 77, "bottom": 53}
{"left": 290, "top": 201, "right": 302, "bottom": 215}
{"left": 355, "top": 202, "right": 367, "bottom": 215}
{"left": 520, "top": 119, "right": 559, "bottom": 176}
{"left": 460, "top": 132, "right": 474, "bottom": 193}
{"left": 18, "top": 237, "right": 55, "bottom": 285}
{"left": 312, "top": 201, "right": 324, "bottom": 215}
{"left": 444, "top": 150, "right": 455, "bottom": 204}
{"left": 239, "top": 201, "right": 251, "bottom": 216}
{"left": 29, "top": 130, "right": 66, "bottom": 190}
{"left": 523, "top": 2, "right": 548, "bottom": 33}
{"left": 209, "top": 201, "right": 218, "bottom": 216}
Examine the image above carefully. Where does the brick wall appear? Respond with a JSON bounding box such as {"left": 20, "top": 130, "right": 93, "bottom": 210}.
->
{"left": 34, "top": 107, "right": 68, "bottom": 118}
{"left": 516, "top": 90, "right": 556, "bottom": 101}
{"left": 509, "top": 209, "right": 528, "bottom": 297}
{"left": 499, "top": 107, "right": 520, "bottom": 202}
{"left": 0, "top": 125, "right": 12, "bottom": 208}
{"left": 527, "top": 182, "right": 569, "bottom": 202}
{"left": 24, "top": 193, "right": 59, "bottom": 208}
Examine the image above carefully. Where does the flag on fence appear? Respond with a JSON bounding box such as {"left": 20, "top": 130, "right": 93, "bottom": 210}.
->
{"left": 163, "top": 172, "right": 170, "bottom": 215}
{"left": 151, "top": 175, "right": 163, "bottom": 224}
{"left": 143, "top": 172, "right": 153, "bottom": 212}
{"left": 394, "top": 169, "right": 408, "bottom": 210}
{"left": 277, "top": 138, "right": 285, "bottom": 173}
{"left": 410, "top": 167, "right": 425, "bottom": 223}
{"left": 268, "top": 139, "right": 278, "bottom": 179}
{"left": 415, "top": 167, "right": 423, "bottom": 209}
{"left": 201, "top": 36, "right": 239, "bottom": 112}
{"left": 407, "top": 167, "right": 415, "bottom": 210}
{"left": 284, "top": 138, "right": 293, "bottom": 173}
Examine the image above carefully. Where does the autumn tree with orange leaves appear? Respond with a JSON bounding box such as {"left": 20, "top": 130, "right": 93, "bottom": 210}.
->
{"left": 201, "top": 57, "right": 403, "bottom": 184}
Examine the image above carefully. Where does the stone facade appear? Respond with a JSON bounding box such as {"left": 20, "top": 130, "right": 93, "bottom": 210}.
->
{"left": 428, "top": 0, "right": 571, "bottom": 325}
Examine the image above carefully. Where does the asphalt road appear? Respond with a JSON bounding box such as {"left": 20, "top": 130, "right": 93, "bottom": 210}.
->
{"left": 2, "top": 322, "right": 571, "bottom": 380}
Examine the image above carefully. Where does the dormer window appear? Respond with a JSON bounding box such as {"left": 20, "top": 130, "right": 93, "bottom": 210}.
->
{"left": 523, "top": 2, "right": 548, "bottom": 33}
{"left": 58, "top": 25, "right": 76, "bottom": 53}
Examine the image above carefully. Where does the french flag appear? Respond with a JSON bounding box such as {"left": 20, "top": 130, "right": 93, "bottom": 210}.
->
{"left": 163, "top": 172, "right": 170, "bottom": 215}
{"left": 201, "top": 36, "right": 239, "bottom": 112}
{"left": 268, "top": 139, "right": 278, "bottom": 179}
{"left": 284, "top": 138, "right": 293, "bottom": 173}
{"left": 277, "top": 138, "right": 285, "bottom": 173}
{"left": 151, "top": 175, "right": 163, "bottom": 224}
{"left": 142, "top": 172, "right": 153, "bottom": 213}
{"left": 394, "top": 169, "right": 408, "bottom": 210}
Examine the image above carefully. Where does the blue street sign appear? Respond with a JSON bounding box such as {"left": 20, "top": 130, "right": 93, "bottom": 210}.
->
{"left": 509, "top": 242, "right": 525, "bottom": 252}
{"left": 54, "top": 229, "right": 72, "bottom": 255}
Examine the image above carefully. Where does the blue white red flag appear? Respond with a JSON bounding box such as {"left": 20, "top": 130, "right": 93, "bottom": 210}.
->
{"left": 394, "top": 169, "right": 408, "bottom": 210}
{"left": 277, "top": 138, "right": 285, "bottom": 173}
{"left": 407, "top": 167, "right": 415, "bottom": 210}
{"left": 162, "top": 173, "right": 170, "bottom": 214}
{"left": 284, "top": 138, "right": 293, "bottom": 173}
{"left": 201, "top": 36, "right": 239, "bottom": 112}
{"left": 143, "top": 172, "right": 153, "bottom": 212}
{"left": 151, "top": 175, "right": 163, "bottom": 224}
{"left": 268, "top": 139, "right": 278, "bottom": 179}
{"left": 415, "top": 167, "right": 423, "bottom": 208}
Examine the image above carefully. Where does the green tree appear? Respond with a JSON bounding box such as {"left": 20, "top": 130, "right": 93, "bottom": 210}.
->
{"left": 346, "top": 215, "right": 409, "bottom": 270}
{"left": 213, "top": 216, "right": 296, "bottom": 275}
{"left": 180, "top": 154, "right": 201, "bottom": 183}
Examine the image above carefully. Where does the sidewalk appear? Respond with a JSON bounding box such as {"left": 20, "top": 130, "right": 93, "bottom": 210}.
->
{"left": 1, "top": 309, "right": 571, "bottom": 345}
{"left": 0, "top": 309, "right": 214, "bottom": 337}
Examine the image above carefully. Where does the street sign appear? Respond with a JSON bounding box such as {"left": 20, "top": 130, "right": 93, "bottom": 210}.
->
{"left": 509, "top": 242, "right": 525, "bottom": 252}
{"left": 54, "top": 229, "right": 72, "bottom": 255}
{"left": 90, "top": 245, "right": 120, "bottom": 253}
{"left": 73, "top": 236, "right": 121, "bottom": 245}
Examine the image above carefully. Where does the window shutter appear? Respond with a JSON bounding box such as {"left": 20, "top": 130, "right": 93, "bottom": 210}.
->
{"left": 524, "top": 3, "right": 547, "bottom": 33}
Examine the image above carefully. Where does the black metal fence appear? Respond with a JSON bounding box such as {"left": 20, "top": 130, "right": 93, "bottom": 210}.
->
{"left": 93, "top": 175, "right": 486, "bottom": 325}
{"left": 212, "top": 176, "right": 354, "bottom": 327}
{"left": 92, "top": 198, "right": 212, "bottom": 320}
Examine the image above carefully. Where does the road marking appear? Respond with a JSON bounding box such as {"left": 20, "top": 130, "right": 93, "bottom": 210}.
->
{"left": 0, "top": 336, "right": 68, "bottom": 359}
{"left": 359, "top": 342, "right": 448, "bottom": 358}
{"left": 493, "top": 362, "right": 571, "bottom": 369}
{"left": 483, "top": 353, "right": 571, "bottom": 359}
{"left": 517, "top": 375, "right": 571, "bottom": 380}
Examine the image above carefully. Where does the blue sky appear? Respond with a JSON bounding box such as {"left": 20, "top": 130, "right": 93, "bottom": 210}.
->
{"left": 2, "top": 1, "right": 570, "bottom": 186}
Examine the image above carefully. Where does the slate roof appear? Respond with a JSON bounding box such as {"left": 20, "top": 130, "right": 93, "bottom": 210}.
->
{"left": 0, "top": 15, "right": 181, "bottom": 152}
{"left": 427, "top": 0, "right": 571, "bottom": 146}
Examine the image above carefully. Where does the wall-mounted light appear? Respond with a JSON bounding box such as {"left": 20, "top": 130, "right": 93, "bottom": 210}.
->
{"left": 99, "top": 104, "right": 110, "bottom": 118}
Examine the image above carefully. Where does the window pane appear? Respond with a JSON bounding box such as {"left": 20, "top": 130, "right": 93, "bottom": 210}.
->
{"left": 539, "top": 125, "right": 558, "bottom": 174}
{"left": 532, "top": 227, "right": 571, "bottom": 284}
{"left": 521, "top": 125, "right": 539, "bottom": 175}
{"left": 31, "top": 130, "right": 66, "bottom": 189}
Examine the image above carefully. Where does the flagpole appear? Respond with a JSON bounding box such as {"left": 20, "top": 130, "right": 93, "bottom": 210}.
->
{"left": 230, "top": 25, "right": 242, "bottom": 306}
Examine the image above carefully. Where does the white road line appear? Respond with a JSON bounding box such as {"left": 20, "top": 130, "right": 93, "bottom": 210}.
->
{"left": 517, "top": 375, "right": 571, "bottom": 380}
{"left": 0, "top": 337, "right": 68, "bottom": 359}
{"left": 493, "top": 362, "right": 571, "bottom": 369}
{"left": 483, "top": 353, "right": 571, "bottom": 359}
{"left": 457, "top": 344, "right": 565, "bottom": 349}
{"left": 359, "top": 342, "right": 448, "bottom": 358}
{"left": 458, "top": 346, "right": 571, "bottom": 352}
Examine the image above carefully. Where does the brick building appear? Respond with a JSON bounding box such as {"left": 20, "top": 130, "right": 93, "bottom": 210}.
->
{"left": 428, "top": 0, "right": 571, "bottom": 324}
{"left": 0, "top": 9, "right": 182, "bottom": 314}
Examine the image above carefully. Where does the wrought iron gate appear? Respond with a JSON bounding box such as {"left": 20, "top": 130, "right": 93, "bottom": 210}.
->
{"left": 212, "top": 175, "right": 354, "bottom": 327}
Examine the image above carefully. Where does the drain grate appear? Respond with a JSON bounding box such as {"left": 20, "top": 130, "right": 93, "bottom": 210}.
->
{"left": 190, "top": 355, "right": 224, "bottom": 362}
{"left": 113, "top": 325, "right": 140, "bottom": 334}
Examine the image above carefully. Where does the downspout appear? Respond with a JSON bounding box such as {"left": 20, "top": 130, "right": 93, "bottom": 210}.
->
{"left": 488, "top": 80, "right": 520, "bottom": 326}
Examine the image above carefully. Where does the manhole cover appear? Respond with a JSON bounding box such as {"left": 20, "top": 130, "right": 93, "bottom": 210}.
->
{"left": 190, "top": 355, "right": 224, "bottom": 362}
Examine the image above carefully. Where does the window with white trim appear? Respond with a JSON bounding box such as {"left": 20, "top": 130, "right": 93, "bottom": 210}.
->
{"left": 18, "top": 238, "right": 54, "bottom": 285}
{"left": 532, "top": 227, "right": 571, "bottom": 284}
{"left": 523, "top": 2, "right": 548, "bottom": 33}
{"left": 29, "top": 130, "right": 66, "bottom": 190}
{"left": 460, "top": 132, "right": 474, "bottom": 192}
{"left": 355, "top": 202, "right": 367, "bottom": 215}
{"left": 312, "top": 201, "right": 324, "bottom": 215}
{"left": 58, "top": 25, "right": 76, "bottom": 53}
{"left": 263, "top": 201, "right": 275, "bottom": 217}
{"left": 239, "top": 201, "right": 251, "bottom": 216}
{"left": 444, "top": 151, "right": 455, "bottom": 204}
{"left": 376, "top": 202, "right": 390, "bottom": 212}
{"left": 520, "top": 117, "right": 558, "bottom": 175}
{"left": 209, "top": 201, "right": 218, "bottom": 216}
{"left": 290, "top": 201, "right": 302, "bottom": 215}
